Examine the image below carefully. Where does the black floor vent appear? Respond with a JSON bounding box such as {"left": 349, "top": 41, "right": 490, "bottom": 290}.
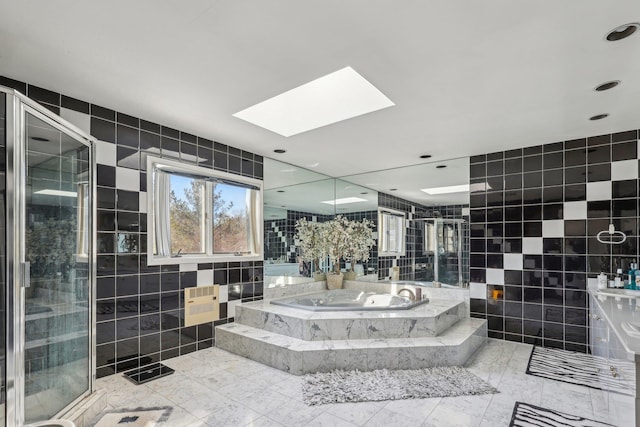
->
{"left": 123, "top": 363, "right": 174, "bottom": 385}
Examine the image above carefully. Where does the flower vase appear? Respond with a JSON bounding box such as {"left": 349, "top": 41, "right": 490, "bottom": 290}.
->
{"left": 344, "top": 270, "right": 357, "bottom": 281}
{"left": 313, "top": 271, "right": 326, "bottom": 282}
{"left": 326, "top": 272, "right": 344, "bottom": 290}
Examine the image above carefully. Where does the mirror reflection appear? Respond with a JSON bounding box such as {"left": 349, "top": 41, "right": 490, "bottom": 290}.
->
{"left": 263, "top": 156, "right": 472, "bottom": 287}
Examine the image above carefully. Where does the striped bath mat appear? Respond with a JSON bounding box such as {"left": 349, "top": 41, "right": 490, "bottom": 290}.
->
{"left": 526, "top": 346, "right": 634, "bottom": 396}
{"left": 510, "top": 402, "right": 614, "bottom": 427}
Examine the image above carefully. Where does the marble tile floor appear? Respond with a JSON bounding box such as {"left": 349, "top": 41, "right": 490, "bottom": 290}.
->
{"left": 94, "top": 339, "right": 633, "bottom": 427}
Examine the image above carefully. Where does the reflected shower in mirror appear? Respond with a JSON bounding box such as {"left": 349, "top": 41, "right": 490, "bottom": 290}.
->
{"left": 340, "top": 156, "right": 471, "bottom": 286}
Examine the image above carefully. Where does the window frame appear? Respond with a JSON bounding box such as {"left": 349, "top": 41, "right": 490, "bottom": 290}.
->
{"left": 377, "top": 207, "right": 406, "bottom": 256}
{"left": 146, "top": 156, "right": 263, "bottom": 265}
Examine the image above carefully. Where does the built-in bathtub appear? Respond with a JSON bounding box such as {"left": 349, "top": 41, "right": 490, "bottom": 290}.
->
{"left": 270, "top": 289, "right": 429, "bottom": 311}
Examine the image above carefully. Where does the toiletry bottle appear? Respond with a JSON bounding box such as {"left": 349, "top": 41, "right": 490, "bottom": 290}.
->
{"left": 628, "top": 264, "right": 636, "bottom": 290}
{"left": 597, "top": 272, "right": 607, "bottom": 290}
{"left": 633, "top": 263, "right": 638, "bottom": 290}
{"left": 615, "top": 269, "right": 623, "bottom": 288}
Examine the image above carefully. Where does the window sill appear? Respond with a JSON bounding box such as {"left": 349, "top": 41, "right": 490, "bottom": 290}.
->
{"left": 146, "top": 253, "right": 263, "bottom": 266}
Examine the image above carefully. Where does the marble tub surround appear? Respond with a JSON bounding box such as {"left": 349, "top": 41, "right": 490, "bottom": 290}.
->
{"left": 235, "top": 297, "right": 466, "bottom": 340}
{"left": 216, "top": 284, "right": 485, "bottom": 375}
{"left": 263, "top": 279, "right": 326, "bottom": 299}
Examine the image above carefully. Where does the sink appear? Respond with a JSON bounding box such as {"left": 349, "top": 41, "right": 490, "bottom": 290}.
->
{"left": 597, "top": 288, "right": 640, "bottom": 298}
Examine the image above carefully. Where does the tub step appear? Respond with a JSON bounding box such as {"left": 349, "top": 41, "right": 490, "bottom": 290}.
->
{"left": 215, "top": 318, "right": 487, "bottom": 375}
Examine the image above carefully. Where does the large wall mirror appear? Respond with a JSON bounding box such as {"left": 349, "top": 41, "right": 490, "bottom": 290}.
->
{"left": 263, "top": 156, "right": 471, "bottom": 286}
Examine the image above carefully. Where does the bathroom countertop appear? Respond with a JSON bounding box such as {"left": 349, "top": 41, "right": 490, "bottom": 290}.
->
{"left": 588, "top": 284, "right": 640, "bottom": 356}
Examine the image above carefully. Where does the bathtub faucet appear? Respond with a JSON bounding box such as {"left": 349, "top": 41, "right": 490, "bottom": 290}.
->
{"left": 397, "top": 288, "right": 416, "bottom": 302}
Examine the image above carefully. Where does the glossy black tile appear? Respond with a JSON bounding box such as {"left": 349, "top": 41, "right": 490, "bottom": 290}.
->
{"left": 91, "top": 117, "right": 116, "bottom": 143}
{"left": 117, "top": 124, "right": 139, "bottom": 149}
{"left": 587, "top": 163, "right": 611, "bottom": 182}
{"left": 61, "top": 95, "right": 90, "bottom": 113}
{"left": 92, "top": 105, "right": 116, "bottom": 121}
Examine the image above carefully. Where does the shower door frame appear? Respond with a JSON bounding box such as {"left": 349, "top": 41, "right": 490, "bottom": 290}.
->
{"left": 3, "top": 87, "right": 97, "bottom": 427}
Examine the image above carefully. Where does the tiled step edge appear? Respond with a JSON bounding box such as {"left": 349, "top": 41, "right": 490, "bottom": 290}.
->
{"left": 216, "top": 318, "right": 487, "bottom": 375}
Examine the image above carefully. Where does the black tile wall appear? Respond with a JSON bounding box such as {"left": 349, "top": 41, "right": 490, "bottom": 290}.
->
{"left": 1, "top": 76, "right": 264, "bottom": 379}
{"left": 469, "top": 130, "right": 640, "bottom": 353}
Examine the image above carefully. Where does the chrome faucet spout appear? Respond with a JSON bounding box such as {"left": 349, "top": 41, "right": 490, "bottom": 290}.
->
{"left": 397, "top": 288, "right": 416, "bottom": 302}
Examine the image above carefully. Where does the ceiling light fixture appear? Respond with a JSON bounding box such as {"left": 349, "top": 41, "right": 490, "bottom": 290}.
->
{"left": 389, "top": 188, "right": 397, "bottom": 191}
{"left": 605, "top": 23, "right": 639, "bottom": 41}
{"left": 273, "top": 149, "right": 286, "bottom": 154}
{"left": 233, "top": 66, "right": 394, "bottom": 137}
{"left": 321, "top": 197, "right": 367, "bottom": 205}
{"left": 594, "top": 81, "right": 620, "bottom": 91}
{"left": 34, "top": 189, "right": 77, "bottom": 198}
{"left": 420, "top": 154, "right": 432, "bottom": 159}
{"left": 436, "top": 165, "right": 447, "bottom": 169}
{"left": 421, "top": 184, "right": 470, "bottom": 195}
{"left": 589, "top": 114, "right": 609, "bottom": 121}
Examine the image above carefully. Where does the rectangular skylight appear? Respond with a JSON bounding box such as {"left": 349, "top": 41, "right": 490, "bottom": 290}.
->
{"left": 421, "top": 184, "right": 470, "bottom": 195}
{"left": 421, "top": 182, "right": 492, "bottom": 195}
{"left": 321, "top": 197, "right": 367, "bottom": 206}
{"left": 233, "top": 66, "right": 394, "bottom": 137}
{"left": 34, "top": 189, "right": 78, "bottom": 197}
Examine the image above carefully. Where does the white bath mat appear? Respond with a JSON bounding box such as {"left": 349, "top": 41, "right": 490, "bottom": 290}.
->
{"left": 509, "top": 401, "right": 615, "bottom": 427}
{"left": 526, "top": 346, "right": 635, "bottom": 396}
{"left": 302, "top": 366, "right": 498, "bottom": 405}
{"left": 88, "top": 406, "right": 173, "bottom": 426}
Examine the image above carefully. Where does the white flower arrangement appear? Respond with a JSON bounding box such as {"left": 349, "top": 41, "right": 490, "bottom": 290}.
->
{"left": 343, "top": 217, "right": 375, "bottom": 270}
{"left": 294, "top": 218, "right": 325, "bottom": 266}
{"left": 295, "top": 215, "right": 374, "bottom": 275}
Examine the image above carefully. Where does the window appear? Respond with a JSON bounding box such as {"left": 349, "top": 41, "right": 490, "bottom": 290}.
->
{"left": 147, "top": 156, "right": 263, "bottom": 264}
{"left": 378, "top": 208, "right": 406, "bottom": 256}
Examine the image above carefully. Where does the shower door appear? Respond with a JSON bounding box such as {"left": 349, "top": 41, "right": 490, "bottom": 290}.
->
{"left": 6, "top": 96, "right": 94, "bottom": 425}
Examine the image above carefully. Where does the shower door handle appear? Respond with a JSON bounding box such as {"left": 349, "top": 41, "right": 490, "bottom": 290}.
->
{"left": 22, "top": 261, "right": 30, "bottom": 288}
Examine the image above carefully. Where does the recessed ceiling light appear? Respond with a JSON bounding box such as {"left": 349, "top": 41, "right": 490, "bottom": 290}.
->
{"left": 420, "top": 154, "right": 432, "bottom": 159}
{"left": 421, "top": 184, "right": 470, "bottom": 195}
{"left": 605, "top": 23, "right": 639, "bottom": 41}
{"left": 31, "top": 136, "right": 50, "bottom": 142}
{"left": 594, "top": 81, "right": 620, "bottom": 91}
{"left": 321, "top": 197, "right": 367, "bottom": 205}
{"left": 436, "top": 165, "right": 447, "bottom": 169}
{"left": 233, "top": 66, "right": 394, "bottom": 137}
{"left": 589, "top": 114, "right": 609, "bottom": 121}
{"left": 307, "top": 162, "right": 320, "bottom": 168}
{"left": 277, "top": 190, "right": 285, "bottom": 193}
{"left": 360, "top": 192, "right": 368, "bottom": 195}
{"left": 273, "top": 149, "right": 286, "bottom": 154}
{"left": 389, "top": 188, "right": 397, "bottom": 191}
{"left": 280, "top": 205, "right": 286, "bottom": 208}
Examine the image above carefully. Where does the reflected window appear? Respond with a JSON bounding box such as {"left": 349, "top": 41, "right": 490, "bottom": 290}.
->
{"left": 378, "top": 208, "right": 405, "bottom": 256}
{"left": 149, "top": 156, "right": 263, "bottom": 264}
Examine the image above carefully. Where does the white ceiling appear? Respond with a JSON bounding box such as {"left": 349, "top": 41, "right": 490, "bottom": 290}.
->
{"left": 1, "top": 1, "right": 639, "bottom": 182}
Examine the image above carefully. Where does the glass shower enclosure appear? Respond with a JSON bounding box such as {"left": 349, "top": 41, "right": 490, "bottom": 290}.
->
{"left": 2, "top": 87, "right": 95, "bottom": 426}
{"left": 420, "top": 217, "right": 466, "bottom": 286}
